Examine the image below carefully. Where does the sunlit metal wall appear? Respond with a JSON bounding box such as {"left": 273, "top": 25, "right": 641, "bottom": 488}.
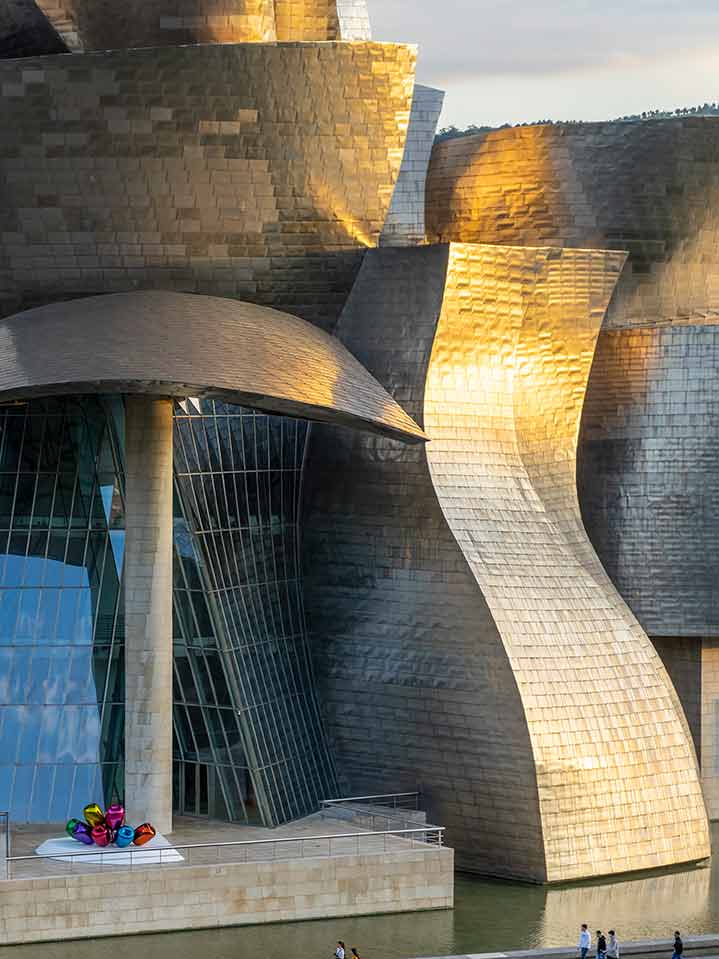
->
{"left": 0, "top": 41, "right": 415, "bottom": 330}
{"left": 303, "top": 243, "right": 710, "bottom": 882}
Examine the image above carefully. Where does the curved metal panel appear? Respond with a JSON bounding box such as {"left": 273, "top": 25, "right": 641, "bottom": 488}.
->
{"left": 579, "top": 319, "right": 719, "bottom": 637}
{"left": 425, "top": 243, "right": 708, "bottom": 882}
{"left": 304, "top": 243, "right": 710, "bottom": 882}
{"left": 303, "top": 245, "right": 548, "bottom": 881}
{"left": 35, "top": 0, "right": 276, "bottom": 50}
{"left": 426, "top": 119, "right": 719, "bottom": 331}
{"left": 0, "top": 41, "right": 415, "bottom": 329}
{"left": 0, "top": 291, "right": 425, "bottom": 443}
{"left": 35, "top": 0, "right": 369, "bottom": 49}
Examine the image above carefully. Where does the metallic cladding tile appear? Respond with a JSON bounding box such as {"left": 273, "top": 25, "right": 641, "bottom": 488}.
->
{"left": 0, "top": 41, "right": 415, "bottom": 330}
{"left": 579, "top": 318, "right": 719, "bottom": 638}
{"left": 425, "top": 119, "right": 719, "bottom": 331}
{"left": 303, "top": 242, "right": 711, "bottom": 883}
{"left": 37, "top": 0, "right": 370, "bottom": 49}
{"left": 0, "top": 290, "right": 425, "bottom": 443}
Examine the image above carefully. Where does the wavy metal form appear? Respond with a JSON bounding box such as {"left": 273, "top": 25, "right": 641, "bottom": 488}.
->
{"left": 0, "top": 291, "right": 425, "bottom": 443}
{"left": 426, "top": 119, "right": 719, "bottom": 331}
{"left": 579, "top": 317, "right": 719, "bottom": 639}
{"left": 35, "top": 0, "right": 370, "bottom": 49}
{"left": 0, "top": 41, "right": 415, "bottom": 329}
{"left": 303, "top": 243, "right": 710, "bottom": 882}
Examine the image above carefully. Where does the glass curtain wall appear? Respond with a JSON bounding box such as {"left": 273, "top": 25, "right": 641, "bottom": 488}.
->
{"left": 172, "top": 400, "right": 338, "bottom": 825}
{"left": 0, "top": 397, "right": 125, "bottom": 822}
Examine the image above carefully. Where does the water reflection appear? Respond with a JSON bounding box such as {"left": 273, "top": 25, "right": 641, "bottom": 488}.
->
{"left": 2, "top": 829, "right": 717, "bottom": 959}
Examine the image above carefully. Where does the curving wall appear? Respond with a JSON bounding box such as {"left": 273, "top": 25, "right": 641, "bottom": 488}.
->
{"left": 0, "top": 42, "right": 415, "bottom": 328}
{"left": 426, "top": 119, "right": 719, "bottom": 330}
{"left": 303, "top": 243, "right": 710, "bottom": 882}
{"left": 579, "top": 317, "right": 719, "bottom": 638}
{"left": 35, "top": 0, "right": 370, "bottom": 50}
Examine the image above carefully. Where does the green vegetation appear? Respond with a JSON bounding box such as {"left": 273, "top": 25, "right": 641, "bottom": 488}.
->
{"left": 435, "top": 103, "right": 719, "bottom": 143}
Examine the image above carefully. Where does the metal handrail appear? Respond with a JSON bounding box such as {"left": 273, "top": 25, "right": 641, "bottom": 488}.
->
{"left": 0, "top": 811, "right": 8, "bottom": 871}
{"left": 322, "top": 792, "right": 420, "bottom": 808}
{"left": 6, "top": 825, "right": 444, "bottom": 866}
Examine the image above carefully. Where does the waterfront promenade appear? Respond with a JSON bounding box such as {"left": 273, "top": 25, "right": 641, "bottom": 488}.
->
{"left": 412, "top": 935, "right": 719, "bottom": 959}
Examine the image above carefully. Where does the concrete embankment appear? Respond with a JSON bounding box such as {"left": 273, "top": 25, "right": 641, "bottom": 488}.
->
{"left": 411, "top": 935, "right": 719, "bottom": 959}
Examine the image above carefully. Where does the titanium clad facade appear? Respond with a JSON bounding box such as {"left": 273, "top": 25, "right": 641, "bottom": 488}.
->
{"left": 0, "top": 42, "right": 415, "bottom": 329}
{"left": 425, "top": 119, "right": 719, "bottom": 330}
{"left": 0, "top": 397, "right": 125, "bottom": 822}
{"left": 304, "top": 243, "right": 710, "bottom": 882}
{"left": 35, "top": 0, "right": 369, "bottom": 49}
{"left": 579, "top": 319, "right": 719, "bottom": 638}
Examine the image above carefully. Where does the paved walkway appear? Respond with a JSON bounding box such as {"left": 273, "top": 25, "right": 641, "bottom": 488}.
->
{"left": 6, "top": 811, "right": 434, "bottom": 881}
{"left": 408, "top": 935, "right": 719, "bottom": 959}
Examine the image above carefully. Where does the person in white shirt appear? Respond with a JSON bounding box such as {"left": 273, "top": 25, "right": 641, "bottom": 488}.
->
{"left": 606, "top": 930, "right": 620, "bottom": 959}
{"left": 579, "top": 924, "right": 592, "bottom": 959}
{"left": 335, "top": 942, "right": 346, "bottom": 959}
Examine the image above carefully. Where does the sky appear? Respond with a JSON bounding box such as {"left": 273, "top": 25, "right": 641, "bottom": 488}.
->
{"left": 369, "top": 0, "right": 719, "bottom": 129}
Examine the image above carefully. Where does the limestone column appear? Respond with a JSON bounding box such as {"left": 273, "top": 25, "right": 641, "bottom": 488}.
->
{"left": 124, "top": 396, "right": 174, "bottom": 835}
{"left": 701, "top": 639, "right": 719, "bottom": 820}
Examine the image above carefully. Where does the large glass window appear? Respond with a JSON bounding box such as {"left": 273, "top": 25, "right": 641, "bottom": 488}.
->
{"left": 172, "top": 401, "right": 337, "bottom": 825}
{"left": 0, "top": 398, "right": 125, "bottom": 822}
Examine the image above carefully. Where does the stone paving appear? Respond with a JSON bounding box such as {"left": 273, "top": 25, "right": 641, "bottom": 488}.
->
{"left": 6, "top": 812, "right": 436, "bottom": 880}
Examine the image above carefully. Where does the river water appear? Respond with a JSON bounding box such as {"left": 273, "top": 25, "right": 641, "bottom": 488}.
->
{"left": 3, "top": 828, "right": 718, "bottom": 959}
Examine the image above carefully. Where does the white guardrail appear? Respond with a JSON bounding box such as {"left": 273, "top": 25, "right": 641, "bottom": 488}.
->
{"left": 4, "top": 825, "right": 445, "bottom": 880}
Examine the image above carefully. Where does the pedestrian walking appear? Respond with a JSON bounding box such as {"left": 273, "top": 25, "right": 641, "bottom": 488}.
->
{"left": 335, "top": 942, "right": 346, "bottom": 959}
{"left": 597, "top": 931, "right": 607, "bottom": 959}
{"left": 606, "top": 930, "right": 619, "bottom": 959}
{"left": 672, "top": 932, "right": 683, "bottom": 959}
{"left": 579, "top": 924, "right": 592, "bottom": 959}
{"left": 351, "top": 951, "right": 361, "bottom": 959}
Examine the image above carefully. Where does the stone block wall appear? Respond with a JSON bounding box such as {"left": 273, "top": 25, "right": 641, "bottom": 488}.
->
{"left": 0, "top": 847, "right": 453, "bottom": 945}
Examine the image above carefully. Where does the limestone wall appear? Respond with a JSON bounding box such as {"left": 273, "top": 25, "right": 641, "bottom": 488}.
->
{"left": 0, "top": 847, "right": 453, "bottom": 945}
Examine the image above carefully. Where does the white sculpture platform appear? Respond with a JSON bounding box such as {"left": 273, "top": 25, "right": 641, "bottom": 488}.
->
{"left": 35, "top": 833, "right": 184, "bottom": 865}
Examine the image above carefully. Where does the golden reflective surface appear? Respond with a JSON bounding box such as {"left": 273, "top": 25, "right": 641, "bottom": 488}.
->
{"left": 0, "top": 291, "right": 425, "bottom": 443}
{"left": 0, "top": 41, "right": 415, "bottom": 326}
{"left": 425, "top": 121, "right": 719, "bottom": 331}
{"left": 36, "top": 0, "right": 370, "bottom": 49}
{"left": 424, "top": 243, "right": 710, "bottom": 881}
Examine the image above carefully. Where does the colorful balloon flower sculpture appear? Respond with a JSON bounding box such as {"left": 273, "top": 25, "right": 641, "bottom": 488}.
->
{"left": 66, "top": 803, "right": 156, "bottom": 848}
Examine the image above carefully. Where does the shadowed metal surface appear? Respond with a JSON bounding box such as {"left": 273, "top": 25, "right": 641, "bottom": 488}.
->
{"left": 36, "top": 0, "right": 370, "bottom": 49}
{"left": 579, "top": 317, "right": 719, "bottom": 638}
{"left": 382, "top": 84, "right": 445, "bottom": 248}
{"left": 425, "top": 119, "right": 719, "bottom": 331}
{"left": 304, "top": 243, "right": 710, "bottom": 883}
{"left": 0, "top": 0, "right": 67, "bottom": 57}
{"left": 0, "top": 41, "right": 415, "bottom": 330}
{"left": 0, "top": 291, "right": 425, "bottom": 443}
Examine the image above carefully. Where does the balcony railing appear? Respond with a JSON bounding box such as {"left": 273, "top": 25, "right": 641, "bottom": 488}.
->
{"left": 4, "top": 825, "right": 445, "bottom": 882}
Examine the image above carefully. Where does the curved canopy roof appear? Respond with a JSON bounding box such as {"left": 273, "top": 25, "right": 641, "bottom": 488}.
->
{"left": 0, "top": 291, "right": 425, "bottom": 444}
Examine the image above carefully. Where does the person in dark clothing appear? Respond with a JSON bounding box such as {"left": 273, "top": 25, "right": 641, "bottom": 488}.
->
{"left": 672, "top": 932, "right": 684, "bottom": 959}
{"left": 597, "top": 931, "right": 607, "bottom": 959}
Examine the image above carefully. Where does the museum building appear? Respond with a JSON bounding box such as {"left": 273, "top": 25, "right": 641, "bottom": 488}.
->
{"left": 0, "top": 0, "right": 717, "bottom": 885}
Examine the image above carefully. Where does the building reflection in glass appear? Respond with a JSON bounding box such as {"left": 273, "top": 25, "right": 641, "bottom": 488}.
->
{"left": 0, "top": 396, "right": 125, "bottom": 821}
